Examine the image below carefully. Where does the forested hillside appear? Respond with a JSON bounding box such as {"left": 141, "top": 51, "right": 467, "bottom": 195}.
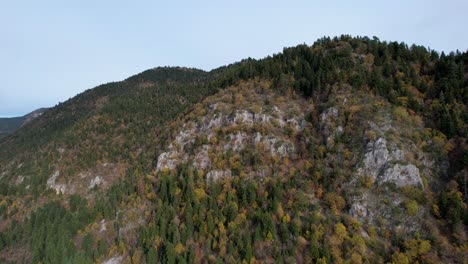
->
{"left": 0, "top": 36, "right": 466, "bottom": 263}
{"left": 0, "top": 108, "right": 48, "bottom": 139}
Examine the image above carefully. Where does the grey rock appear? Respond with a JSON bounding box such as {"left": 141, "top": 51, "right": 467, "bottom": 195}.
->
{"left": 102, "top": 256, "right": 123, "bottom": 264}
{"left": 193, "top": 145, "right": 211, "bottom": 169}
{"left": 47, "top": 170, "right": 67, "bottom": 194}
{"left": 320, "top": 107, "right": 338, "bottom": 122}
{"left": 359, "top": 138, "right": 390, "bottom": 179}
{"left": 378, "top": 164, "right": 422, "bottom": 188}
{"left": 358, "top": 137, "right": 421, "bottom": 188}
{"left": 206, "top": 170, "right": 232, "bottom": 181}
{"left": 155, "top": 100, "right": 304, "bottom": 178}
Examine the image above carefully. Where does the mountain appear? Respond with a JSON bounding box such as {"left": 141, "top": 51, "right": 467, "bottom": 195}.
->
{"left": 0, "top": 36, "right": 466, "bottom": 263}
{"left": 0, "top": 108, "right": 48, "bottom": 139}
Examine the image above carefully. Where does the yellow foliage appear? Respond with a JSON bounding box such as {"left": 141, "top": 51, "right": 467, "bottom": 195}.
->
{"left": 391, "top": 252, "right": 410, "bottom": 264}
{"left": 432, "top": 135, "right": 446, "bottom": 149}
{"left": 131, "top": 249, "right": 143, "bottom": 263}
{"left": 349, "top": 105, "right": 363, "bottom": 114}
{"left": 175, "top": 243, "right": 185, "bottom": 254}
{"left": 316, "top": 257, "right": 328, "bottom": 264}
{"left": 393, "top": 106, "right": 409, "bottom": 122}
{"left": 282, "top": 214, "right": 291, "bottom": 224}
{"left": 350, "top": 253, "right": 363, "bottom": 264}
{"left": 367, "top": 131, "right": 377, "bottom": 141}
{"left": 218, "top": 222, "right": 226, "bottom": 235}
{"left": 266, "top": 231, "right": 274, "bottom": 241}
{"left": 234, "top": 213, "right": 247, "bottom": 226}
{"left": 397, "top": 97, "right": 408, "bottom": 107}
{"left": 229, "top": 156, "right": 241, "bottom": 170}
{"left": 350, "top": 220, "right": 361, "bottom": 231}
{"left": 145, "top": 192, "right": 156, "bottom": 200}
{"left": 431, "top": 203, "right": 440, "bottom": 218}
{"left": 368, "top": 227, "right": 377, "bottom": 239}
{"left": 404, "top": 238, "right": 431, "bottom": 259}
{"left": 316, "top": 186, "right": 323, "bottom": 198}
{"left": 317, "top": 145, "right": 327, "bottom": 158}
{"left": 194, "top": 188, "right": 206, "bottom": 200}
{"left": 325, "top": 193, "right": 346, "bottom": 214}
{"left": 297, "top": 236, "right": 308, "bottom": 247}
{"left": 314, "top": 170, "right": 322, "bottom": 181}
{"left": 443, "top": 141, "right": 454, "bottom": 153}
{"left": 334, "top": 223, "right": 348, "bottom": 241}
{"left": 209, "top": 136, "right": 218, "bottom": 145}
{"left": 362, "top": 175, "right": 374, "bottom": 188}
{"left": 239, "top": 171, "right": 247, "bottom": 178}
{"left": 250, "top": 105, "right": 262, "bottom": 114}
{"left": 118, "top": 240, "right": 126, "bottom": 254}
{"left": 276, "top": 204, "right": 284, "bottom": 218}
{"left": 423, "top": 127, "right": 432, "bottom": 137}
{"left": 412, "top": 114, "right": 423, "bottom": 127}
{"left": 418, "top": 240, "right": 431, "bottom": 255}
{"left": 404, "top": 200, "right": 419, "bottom": 216}
{"left": 234, "top": 93, "right": 245, "bottom": 106}
{"left": 343, "top": 148, "right": 352, "bottom": 160}
{"left": 350, "top": 234, "right": 366, "bottom": 254}
{"left": 364, "top": 54, "right": 374, "bottom": 64}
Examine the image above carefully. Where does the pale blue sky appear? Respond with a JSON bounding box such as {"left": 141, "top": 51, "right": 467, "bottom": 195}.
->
{"left": 1, "top": 0, "right": 467, "bottom": 117}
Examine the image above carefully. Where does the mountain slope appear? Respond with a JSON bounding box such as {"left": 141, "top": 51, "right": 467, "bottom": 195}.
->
{"left": 0, "top": 108, "right": 48, "bottom": 139}
{"left": 0, "top": 36, "right": 466, "bottom": 263}
{"left": 0, "top": 67, "right": 216, "bottom": 196}
{"left": 139, "top": 80, "right": 446, "bottom": 263}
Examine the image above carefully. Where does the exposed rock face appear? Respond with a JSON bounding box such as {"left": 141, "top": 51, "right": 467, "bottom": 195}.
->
{"left": 15, "top": 175, "right": 24, "bottom": 185}
{"left": 349, "top": 189, "right": 426, "bottom": 234}
{"left": 349, "top": 194, "right": 369, "bottom": 219}
{"left": 156, "top": 83, "right": 306, "bottom": 180}
{"left": 46, "top": 163, "right": 124, "bottom": 195}
{"left": 89, "top": 176, "right": 105, "bottom": 189}
{"left": 102, "top": 255, "right": 123, "bottom": 264}
{"left": 378, "top": 164, "right": 422, "bottom": 188}
{"left": 229, "top": 132, "right": 248, "bottom": 152}
{"left": 320, "top": 107, "right": 338, "bottom": 122}
{"left": 206, "top": 170, "right": 232, "bottom": 181}
{"left": 156, "top": 106, "right": 301, "bottom": 173}
{"left": 193, "top": 145, "right": 211, "bottom": 169}
{"left": 156, "top": 151, "right": 184, "bottom": 171}
{"left": 358, "top": 138, "right": 392, "bottom": 178}
{"left": 99, "top": 219, "right": 107, "bottom": 233}
{"left": 22, "top": 108, "right": 48, "bottom": 126}
{"left": 350, "top": 191, "right": 404, "bottom": 224}
{"left": 320, "top": 107, "right": 344, "bottom": 148}
{"left": 358, "top": 137, "right": 420, "bottom": 188}
{"left": 47, "top": 170, "right": 67, "bottom": 194}
{"left": 344, "top": 105, "right": 437, "bottom": 235}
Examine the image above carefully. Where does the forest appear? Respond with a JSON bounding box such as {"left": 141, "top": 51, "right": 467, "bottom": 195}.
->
{"left": 0, "top": 35, "right": 466, "bottom": 263}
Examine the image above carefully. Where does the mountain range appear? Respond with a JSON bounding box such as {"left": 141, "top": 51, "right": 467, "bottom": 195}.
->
{"left": 0, "top": 35, "right": 466, "bottom": 264}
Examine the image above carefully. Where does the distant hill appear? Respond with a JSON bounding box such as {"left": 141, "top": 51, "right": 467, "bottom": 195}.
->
{"left": 0, "top": 108, "right": 48, "bottom": 139}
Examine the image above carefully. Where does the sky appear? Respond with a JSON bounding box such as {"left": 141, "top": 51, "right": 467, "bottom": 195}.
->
{"left": 0, "top": 0, "right": 467, "bottom": 117}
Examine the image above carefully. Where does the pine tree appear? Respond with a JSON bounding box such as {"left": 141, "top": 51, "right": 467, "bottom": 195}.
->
{"left": 310, "top": 238, "right": 320, "bottom": 261}
{"left": 164, "top": 242, "right": 176, "bottom": 264}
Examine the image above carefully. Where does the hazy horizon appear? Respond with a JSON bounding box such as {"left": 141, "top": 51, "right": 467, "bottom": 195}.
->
{"left": 1, "top": 0, "right": 467, "bottom": 117}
